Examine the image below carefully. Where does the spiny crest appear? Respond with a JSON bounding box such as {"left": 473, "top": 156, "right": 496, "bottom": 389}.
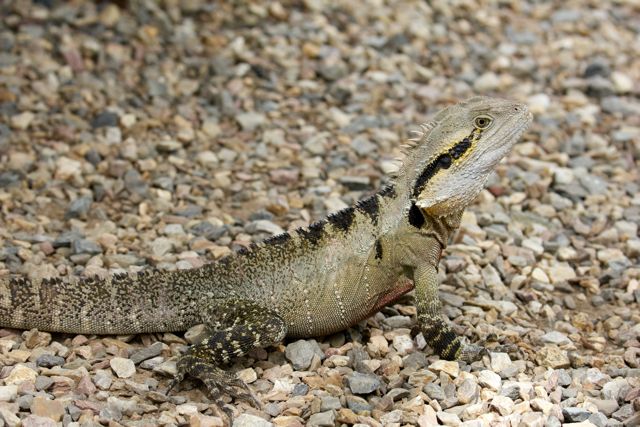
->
{"left": 390, "top": 120, "right": 439, "bottom": 179}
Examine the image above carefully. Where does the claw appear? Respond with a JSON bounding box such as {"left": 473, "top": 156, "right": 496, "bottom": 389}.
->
{"left": 166, "top": 372, "right": 184, "bottom": 395}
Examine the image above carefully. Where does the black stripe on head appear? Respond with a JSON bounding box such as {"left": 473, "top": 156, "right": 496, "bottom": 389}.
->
{"left": 296, "top": 219, "right": 326, "bottom": 245}
{"left": 327, "top": 207, "right": 355, "bottom": 232}
{"left": 375, "top": 239, "right": 383, "bottom": 260}
{"left": 356, "top": 195, "right": 379, "bottom": 225}
{"left": 408, "top": 202, "right": 425, "bottom": 229}
{"left": 412, "top": 130, "right": 477, "bottom": 198}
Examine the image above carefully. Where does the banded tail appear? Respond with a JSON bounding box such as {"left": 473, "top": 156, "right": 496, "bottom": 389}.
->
{"left": 0, "top": 268, "right": 208, "bottom": 334}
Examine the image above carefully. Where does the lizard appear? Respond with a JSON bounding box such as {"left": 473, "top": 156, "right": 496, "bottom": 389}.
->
{"left": 0, "top": 96, "right": 531, "bottom": 416}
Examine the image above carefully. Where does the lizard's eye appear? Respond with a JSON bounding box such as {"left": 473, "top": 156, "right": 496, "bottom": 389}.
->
{"left": 474, "top": 115, "right": 493, "bottom": 129}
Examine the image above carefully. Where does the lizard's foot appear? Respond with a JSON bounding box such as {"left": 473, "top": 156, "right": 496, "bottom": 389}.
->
{"left": 169, "top": 353, "right": 261, "bottom": 417}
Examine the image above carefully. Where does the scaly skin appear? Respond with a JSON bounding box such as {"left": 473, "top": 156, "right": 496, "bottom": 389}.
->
{"left": 0, "top": 96, "right": 532, "bottom": 416}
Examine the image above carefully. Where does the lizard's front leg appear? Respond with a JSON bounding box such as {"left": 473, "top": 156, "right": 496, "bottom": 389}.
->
{"left": 414, "top": 263, "right": 486, "bottom": 362}
{"left": 168, "top": 298, "right": 287, "bottom": 416}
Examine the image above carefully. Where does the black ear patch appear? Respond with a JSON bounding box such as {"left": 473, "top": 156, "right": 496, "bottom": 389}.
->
{"left": 408, "top": 203, "right": 425, "bottom": 228}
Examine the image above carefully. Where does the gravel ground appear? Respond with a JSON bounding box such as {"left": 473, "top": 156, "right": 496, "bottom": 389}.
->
{"left": 1, "top": 1, "right": 639, "bottom": 426}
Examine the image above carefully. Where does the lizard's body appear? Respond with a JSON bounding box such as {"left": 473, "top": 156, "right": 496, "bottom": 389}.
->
{"left": 0, "top": 97, "right": 531, "bottom": 415}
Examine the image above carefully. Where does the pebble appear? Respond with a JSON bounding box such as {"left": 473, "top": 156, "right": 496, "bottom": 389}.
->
{"left": 307, "top": 410, "right": 336, "bottom": 426}
{"left": 285, "top": 339, "right": 324, "bottom": 370}
{"left": 233, "top": 414, "right": 273, "bottom": 427}
{"left": 109, "top": 357, "right": 136, "bottom": 378}
{"left": 346, "top": 372, "right": 382, "bottom": 394}
{"left": 0, "top": 385, "right": 17, "bottom": 402}
{"left": 30, "top": 397, "right": 65, "bottom": 422}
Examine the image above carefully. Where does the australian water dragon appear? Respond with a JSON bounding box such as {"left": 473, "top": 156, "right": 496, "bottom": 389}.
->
{"left": 0, "top": 96, "right": 532, "bottom": 415}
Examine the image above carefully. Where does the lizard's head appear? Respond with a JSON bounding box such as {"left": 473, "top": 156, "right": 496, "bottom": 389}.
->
{"left": 410, "top": 96, "right": 532, "bottom": 217}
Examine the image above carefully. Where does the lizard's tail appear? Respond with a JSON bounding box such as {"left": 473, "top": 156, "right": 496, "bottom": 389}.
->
{"left": 0, "top": 268, "right": 206, "bottom": 335}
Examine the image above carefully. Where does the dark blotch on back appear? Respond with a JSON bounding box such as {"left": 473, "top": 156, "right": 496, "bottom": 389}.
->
{"left": 328, "top": 207, "right": 355, "bottom": 232}
{"left": 356, "top": 195, "right": 379, "bottom": 225}
{"left": 379, "top": 184, "right": 397, "bottom": 199}
{"left": 375, "top": 239, "right": 383, "bottom": 260}
{"left": 408, "top": 202, "right": 425, "bottom": 229}
{"left": 296, "top": 220, "right": 326, "bottom": 245}
{"left": 264, "top": 232, "right": 292, "bottom": 245}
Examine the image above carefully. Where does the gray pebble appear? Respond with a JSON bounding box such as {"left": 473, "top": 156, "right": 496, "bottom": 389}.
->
{"left": 307, "top": 410, "right": 336, "bottom": 427}
{"left": 130, "top": 342, "right": 164, "bottom": 364}
{"left": 71, "top": 239, "right": 102, "bottom": 255}
{"left": 35, "top": 354, "right": 65, "bottom": 368}
{"left": 284, "top": 339, "right": 324, "bottom": 370}
{"left": 346, "top": 395, "right": 371, "bottom": 413}
{"left": 233, "top": 414, "right": 273, "bottom": 427}
{"left": 320, "top": 395, "right": 341, "bottom": 411}
{"left": 65, "top": 196, "right": 93, "bottom": 219}
{"left": 346, "top": 372, "right": 381, "bottom": 394}
{"left": 562, "top": 407, "right": 591, "bottom": 422}
{"left": 92, "top": 111, "right": 119, "bottom": 128}
{"left": 34, "top": 376, "right": 54, "bottom": 391}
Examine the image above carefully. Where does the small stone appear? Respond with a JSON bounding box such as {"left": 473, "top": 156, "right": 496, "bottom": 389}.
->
{"left": 611, "top": 72, "right": 633, "bottom": 93}
{"left": 346, "top": 372, "right": 382, "bottom": 394}
{"left": 233, "top": 414, "right": 273, "bottom": 427}
{"left": 367, "top": 335, "right": 389, "bottom": 356}
{"left": 65, "top": 196, "right": 93, "bottom": 219}
{"left": 284, "top": 339, "right": 324, "bottom": 370}
{"left": 478, "top": 370, "right": 502, "bottom": 392}
{"left": 423, "top": 383, "right": 446, "bottom": 400}
{"left": 436, "top": 410, "right": 462, "bottom": 426}
{"left": 490, "top": 353, "right": 513, "bottom": 372}
{"left": 21, "top": 416, "right": 57, "bottom": 427}
{"left": 380, "top": 409, "right": 403, "bottom": 424}
{"left": 0, "top": 407, "right": 20, "bottom": 427}
{"left": 130, "top": 342, "right": 164, "bottom": 364}
{"left": 392, "top": 334, "right": 414, "bottom": 355}
{"left": 536, "top": 346, "right": 570, "bottom": 369}
{"left": 562, "top": 407, "right": 592, "bottom": 423}
{"left": 190, "top": 413, "right": 224, "bottom": 427}
{"left": 35, "top": 354, "right": 64, "bottom": 368}
{"left": 235, "top": 112, "right": 266, "bottom": 131}
{"left": 520, "top": 412, "right": 545, "bottom": 427}
{"left": 490, "top": 395, "right": 514, "bottom": 415}
{"left": 110, "top": 357, "right": 136, "bottom": 378}
{"left": 5, "top": 364, "right": 37, "bottom": 385}
{"left": 474, "top": 72, "right": 500, "bottom": 92}
{"left": 11, "top": 111, "right": 35, "bottom": 130}
{"left": 541, "top": 331, "right": 571, "bottom": 345}
{"left": 31, "top": 396, "right": 65, "bottom": 422}
{"left": 72, "top": 238, "right": 102, "bottom": 255}
{"left": 457, "top": 379, "right": 479, "bottom": 404}
{"left": 528, "top": 93, "right": 551, "bottom": 114}
{"left": 0, "top": 385, "right": 18, "bottom": 402}
{"left": 429, "top": 360, "right": 460, "bottom": 378}
{"left": 320, "top": 395, "right": 341, "bottom": 411}
{"left": 92, "top": 111, "right": 119, "bottom": 128}
{"left": 94, "top": 370, "right": 113, "bottom": 390}
{"left": 307, "top": 410, "right": 336, "bottom": 427}
{"left": 591, "top": 399, "right": 618, "bottom": 416}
